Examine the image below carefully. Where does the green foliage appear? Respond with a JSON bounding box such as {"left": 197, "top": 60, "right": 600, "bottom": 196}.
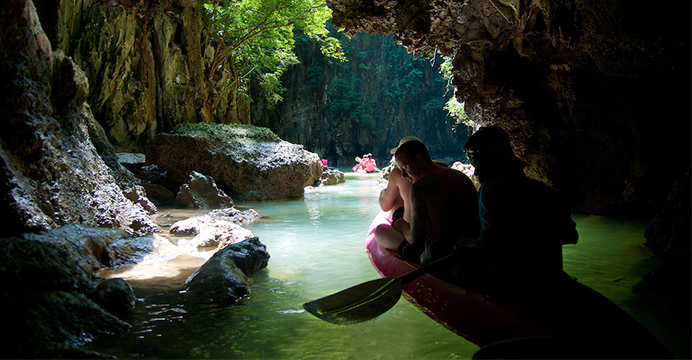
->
{"left": 440, "top": 56, "right": 476, "bottom": 129}
{"left": 327, "top": 75, "right": 365, "bottom": 123}
{"left": 202, "top": 0, "right": 345, "bottom": 109}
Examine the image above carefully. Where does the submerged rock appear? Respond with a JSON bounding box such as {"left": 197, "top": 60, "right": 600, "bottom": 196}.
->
{"left": 146, "top": 123, "right": 323, "bottom": 201}
{"left": 184, "top": 237, "right": 270, "bottom": 306}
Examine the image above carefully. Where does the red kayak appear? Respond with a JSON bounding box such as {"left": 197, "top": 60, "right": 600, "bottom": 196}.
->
{"left": 365, "top": 211, "right": 671, "bottom": 358}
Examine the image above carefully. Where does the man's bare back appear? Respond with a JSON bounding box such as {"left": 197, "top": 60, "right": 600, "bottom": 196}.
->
{"left": 409, "top": 165, "right": 478, "bottom": 242}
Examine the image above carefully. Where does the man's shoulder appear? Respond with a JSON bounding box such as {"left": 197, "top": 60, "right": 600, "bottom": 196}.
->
{"left": 442, "top": 166, "right": 475, "bottom": 186}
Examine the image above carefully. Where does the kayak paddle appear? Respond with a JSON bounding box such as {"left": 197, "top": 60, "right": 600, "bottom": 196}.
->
{"left": 303, "top": 252, "right": 457, "bottom": 325}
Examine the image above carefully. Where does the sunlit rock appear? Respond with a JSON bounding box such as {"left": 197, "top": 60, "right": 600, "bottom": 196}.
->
{"left": 146, "top": 123, "right": 322, "bottom": 201}
{"left": 318, "top": 166, "right": 346, "bottom": 186}
{"left": 184, "top": 237, "right": 270, "bottom": 306}
{"left": 305, "top": 150, "right": 325, "bottom": 186}
{"left": 173, "top": 171, "right": 234, "bottom": 209}
{"left": 122, "top": 184, "right": 158, "bottom": 214}
{"left": 169, "top": 207, "right": 259, "bottom": 250}
{"left": 452, "top": 161, "right": 480, "bottom": 190}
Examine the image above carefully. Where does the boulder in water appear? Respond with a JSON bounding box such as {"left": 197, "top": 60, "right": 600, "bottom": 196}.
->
{"left": 145, "top": 123, "right": 323, "bottom": 201}
{"left": 184, "top": 237, "right": 270, "bottom": 306}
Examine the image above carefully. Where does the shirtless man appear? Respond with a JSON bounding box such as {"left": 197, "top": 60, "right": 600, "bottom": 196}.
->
{"left": 374, "top": 138, "right": 419, "bottom": 249}
{"left": 377, "top": 140, "right": 480, "bottom": 262}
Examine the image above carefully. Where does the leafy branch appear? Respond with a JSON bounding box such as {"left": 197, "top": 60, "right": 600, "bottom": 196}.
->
{"left": 201, "top": 0, "right": 345, "bottom": 108}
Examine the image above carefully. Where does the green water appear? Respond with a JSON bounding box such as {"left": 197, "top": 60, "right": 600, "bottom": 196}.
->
{"left": 90, "top": 173, "right": 690, "bottom": 359}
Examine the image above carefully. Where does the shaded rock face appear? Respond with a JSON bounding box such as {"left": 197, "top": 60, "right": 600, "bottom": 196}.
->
{"left": 146, "top": 123, "right": 323, "bottom": 201}
{"left": 20, "top": 224, "right": 156, "bottom": 284}
{"left": 95, "top": 278, "right": 137, "bottom": 318}
{"left": 184, "top": 237, "right": 270, "bottom": 306}
{"left": 0, "top": 237, "right": 131, "bottom": 358}
{"left": 635, "top": 172, "right": 691, "bottom": 322}
{"left": 173, "top": 171, "right": 234, "bottom": 209}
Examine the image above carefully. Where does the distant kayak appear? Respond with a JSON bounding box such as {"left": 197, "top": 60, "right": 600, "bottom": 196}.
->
{"left": 365, "top": 211, "right": 671, "bottom": 358}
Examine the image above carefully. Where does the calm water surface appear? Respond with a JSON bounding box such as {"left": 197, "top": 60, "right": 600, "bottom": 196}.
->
{"left": 91, "top": 173, "right": 690, "bottom": 359}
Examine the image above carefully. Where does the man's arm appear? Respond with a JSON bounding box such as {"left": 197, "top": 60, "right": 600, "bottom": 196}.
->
{"left": 378, "top": 183, "right": 401, "bottom": 212}
{"left": 378, "top": 169, "right": 403, "bottom": 212}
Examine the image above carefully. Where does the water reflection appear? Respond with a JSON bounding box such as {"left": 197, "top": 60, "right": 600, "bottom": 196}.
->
{"left": 90, "top": 173, "right": 689, "bottom": 359}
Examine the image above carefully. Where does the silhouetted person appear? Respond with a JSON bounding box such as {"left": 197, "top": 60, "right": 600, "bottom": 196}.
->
{"left": 457, "top": 126, "right": 577, "bottom": 292}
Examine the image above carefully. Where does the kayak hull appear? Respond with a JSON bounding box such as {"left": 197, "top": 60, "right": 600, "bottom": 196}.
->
{"left": 365, "top": 211, "right": 671, "bottom": 357}
{"left": 365, "top": 211, "right": 549, "bottom": 345}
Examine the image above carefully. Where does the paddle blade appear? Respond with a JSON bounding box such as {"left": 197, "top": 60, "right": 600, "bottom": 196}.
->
{"left": 303, "top": 277, "right": 403, "bottom": 325}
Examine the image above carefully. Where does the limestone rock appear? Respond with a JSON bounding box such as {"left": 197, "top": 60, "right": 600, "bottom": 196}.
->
{"left": 5, "top": 290, "right": 130, "bottom": 358}
{"left": 173, "top": 171, "right": 234, "bottom": 209}
{"left": 21, "top": 224, "right": 156, "bottom": 278}
{"left": 221, "top": 236, "right": 271, "bottom": 277}
{"left": 122, "top": 184, "right": 158, "bottom": 214}
{"left": 0, "top": 236, "right": 130, "bottom": 357}
{"left": 0, "top": 237, "right": 82, "bottom": 293}
{"left": 0, "top": 0, "right": 158, "bottom": 237}
{"left": 184, "top": 237, "right": 270, "bottom": 306}
{"left": 319, "top": 166, "right": 346, "bottom": 186}
{"left": 170, "top": 208, "right": 258, "bottom": 250}
{"left": 452, "top": 161, "right": 480, "bottom": 190}
{"left": 635, "top": 172, "right": 691, "bottom": 320}
{"left": 135, "top": 164, "right": 177, "bottom": 206}
{"left": 305, "top": 150, "right": 324, "bottom": 186}
{"left": 146, "top": 123, "right": 322, "bottom": 201}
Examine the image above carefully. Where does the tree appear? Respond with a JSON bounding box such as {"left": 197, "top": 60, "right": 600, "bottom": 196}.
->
{"left": 202, "top": 0, "right": 344, "bottom": 112}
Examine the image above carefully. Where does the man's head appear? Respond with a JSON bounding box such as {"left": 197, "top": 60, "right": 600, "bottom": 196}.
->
{"left": 390, "top": 136, "right": 422, "bottom": 154}
{"left": 464, "top": 126, "right": 527, "bottom": 179}
{"left": 394, "top": 140, "right": 432, "bottom": 182}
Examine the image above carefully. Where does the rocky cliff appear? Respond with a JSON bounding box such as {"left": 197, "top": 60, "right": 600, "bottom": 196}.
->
{"left": 258, "top": 29, "right": 466, "bottom": 167}
{"left": 36, "top": 0, "right": 471, "bottom": 167}
{"left": 327, "top": 0, "right": 690, "bottom": 316}
{"left": 35, "top": 0, "right": 249, "bottom": 153}
{"left": 0, "top": 1, "right": 158, "bottom": 237}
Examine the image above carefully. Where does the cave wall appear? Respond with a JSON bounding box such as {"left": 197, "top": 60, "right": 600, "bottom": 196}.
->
{"left": 0, "top": 0, "right": 158, "bottom": 236}
{"left": 327, "top": 0, "right": 690, "bottom": 217}
{"left": 326, "top": 0, "right": 691, "bottom": 313}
